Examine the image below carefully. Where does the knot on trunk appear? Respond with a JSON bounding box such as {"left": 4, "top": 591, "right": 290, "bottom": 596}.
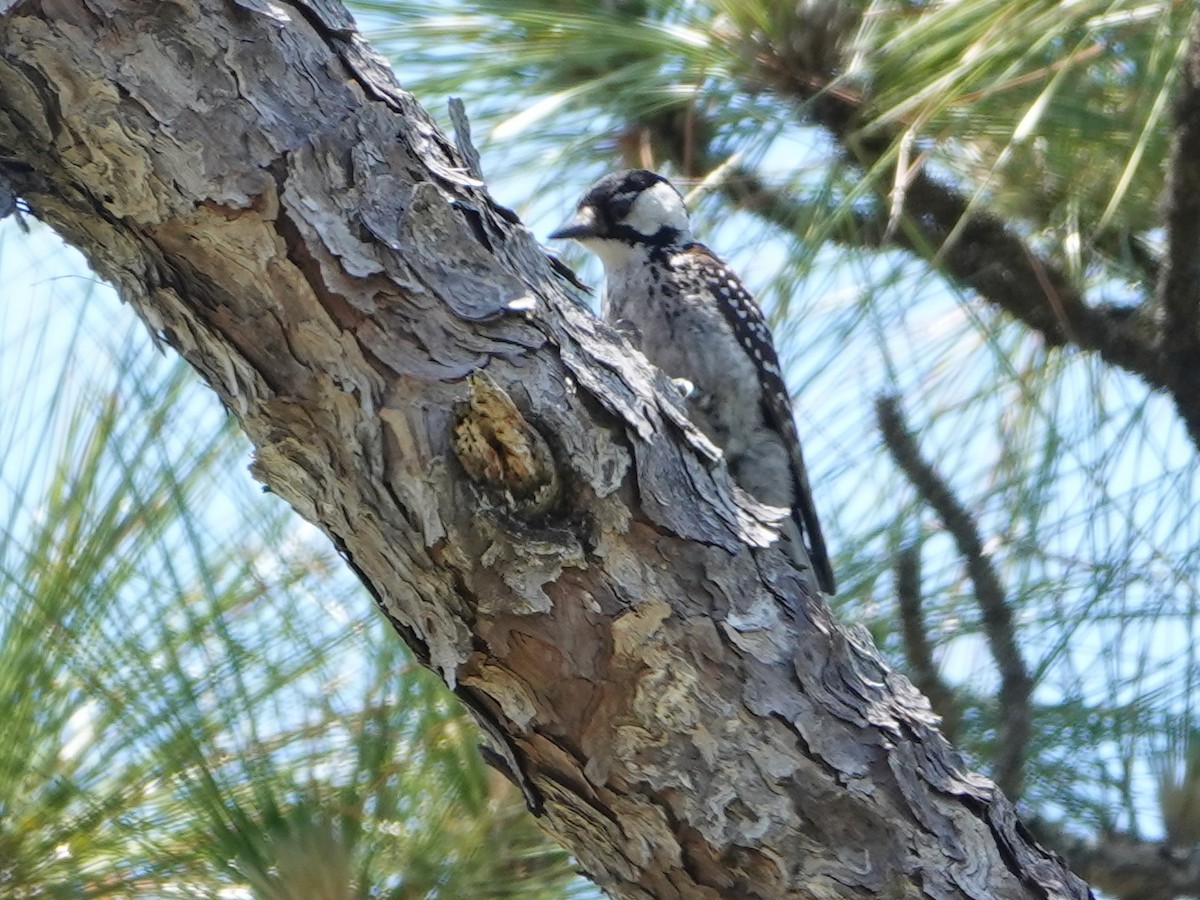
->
{"left": 452, "top": 371, "right": 560, "bottom": 518}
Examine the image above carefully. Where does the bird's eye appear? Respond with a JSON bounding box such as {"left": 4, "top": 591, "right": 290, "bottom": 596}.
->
{"left": 606, "top": 188, "right": 641, "bottom": 219}
{"left": 610, "top": 197, "right": 634, "bottom": 218}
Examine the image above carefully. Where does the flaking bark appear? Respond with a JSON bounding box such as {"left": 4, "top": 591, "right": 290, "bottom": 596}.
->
{"left": 0, "top": 2, "right": 1091, "bottom": 897}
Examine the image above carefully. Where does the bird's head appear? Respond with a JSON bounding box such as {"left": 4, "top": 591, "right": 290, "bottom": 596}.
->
{"left": 549, "top": 169, "right": 692, "bottom": 268}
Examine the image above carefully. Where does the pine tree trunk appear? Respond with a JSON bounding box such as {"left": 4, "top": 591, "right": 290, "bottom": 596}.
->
{"left": 0, "top": 2, "right": 1090, "bottom": 896}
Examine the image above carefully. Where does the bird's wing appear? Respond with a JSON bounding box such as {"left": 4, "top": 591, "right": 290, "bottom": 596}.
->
{"left": 676, "top": 243, "right": 836, "bottom": 594}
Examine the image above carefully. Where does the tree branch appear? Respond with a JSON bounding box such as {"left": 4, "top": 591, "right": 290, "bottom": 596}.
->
{"left": 1037, "top": 824, "right": 1200, "bottom": 900}
{"left": 1158, "top": 18, "right": 1200, "bottom": 402}
{"left": 895, "top": 540, "right": 961, "bottom": 744}
{"left": 747, "top": 18, "right": 1150, "bottom": 350}
{"left": 807, "top": 48, "right": 1200, "bottom": 448}
{"left": 876, "top": 396, "right": 1032, "bottom": 800}
{"left": 0, "top": 2, "right": 1088, "bottom": 895}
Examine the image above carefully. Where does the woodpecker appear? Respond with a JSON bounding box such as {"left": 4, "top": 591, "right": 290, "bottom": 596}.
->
{"left": 550, "top": 169, "right": 836, "bottom": 594}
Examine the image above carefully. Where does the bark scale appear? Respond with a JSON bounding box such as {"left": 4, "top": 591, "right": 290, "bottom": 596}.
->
{"left": 0, "top": 2, "right": 1090, "bottom": 897}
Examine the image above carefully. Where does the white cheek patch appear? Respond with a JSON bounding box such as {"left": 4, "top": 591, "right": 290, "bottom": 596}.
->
{"left": 624, "top": 181, "right": 690, "bottom": 239}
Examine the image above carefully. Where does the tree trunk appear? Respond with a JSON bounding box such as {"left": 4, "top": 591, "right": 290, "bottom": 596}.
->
{"left": 0, "top": 2, "right": 1090, "bottom": 897}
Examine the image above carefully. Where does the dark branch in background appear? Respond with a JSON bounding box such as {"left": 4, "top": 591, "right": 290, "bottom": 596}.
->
{"left": 762, "top": 76, "right": 1166, "bottom": 374}
{"left": 876, "top": 395, "right": 1032, "bottom": 799}
{"left": 895, "top": 540, "right": 961, "bottom": 743}
{"left": 740, "top": 50, "right": 1154, "bottom": 371}
{"left": 1158, "top": 19, "right": 1200, "bottom": 405}
{"left": 1033, "top": 822, "right": 1200, "bottom": 900}
{"left": 765, "top": 20, "right": 1200, "bottom": 448}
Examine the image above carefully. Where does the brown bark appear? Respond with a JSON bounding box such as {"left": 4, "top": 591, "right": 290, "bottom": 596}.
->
{"left": 0, "top": 2, "right": 1091, "bottom": 897}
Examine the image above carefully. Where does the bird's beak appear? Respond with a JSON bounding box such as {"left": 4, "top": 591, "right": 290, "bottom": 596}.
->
{"left": 548, "top": 205, "right": 601, "bottom": 241}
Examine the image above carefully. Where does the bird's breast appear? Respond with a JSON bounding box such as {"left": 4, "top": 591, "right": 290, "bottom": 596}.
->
{"left": 603, "top": 270, "right": 764, "bottom": 451}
